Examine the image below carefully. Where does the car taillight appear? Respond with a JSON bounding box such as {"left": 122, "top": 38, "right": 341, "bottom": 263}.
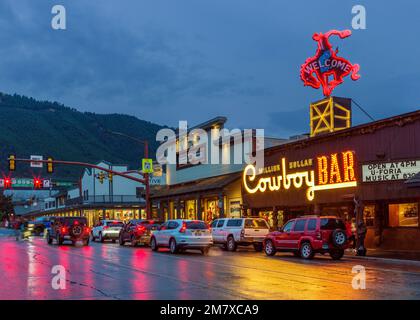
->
{"left": 85, "top": 227, "right": 90, "bottom": 233}
{"left": 61, "top": 227, "right": 68, "bottom": 234}
{"left": 179, "top": 222, "right": 186, "bottom": 233}
{"left": 137, "top": 225, "right": 146, "bottom": 233}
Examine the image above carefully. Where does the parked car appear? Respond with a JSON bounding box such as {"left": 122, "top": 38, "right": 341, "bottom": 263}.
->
{"left": 150, "top": 220, "right": 212, "bottom": 255}
{"left": 119, "top": 219, "right": 163, "bottom": 247}
{"left": 46, "top": 217, "right": 90, "bottom": 246}
{"left": 28, "top": 217, "right": 53, "bottom": 236}
{"left": 263, "top": 216, "right": 349, "bottom": 260}
{"left": 210, "top": 217, "right": 270, "bottom": 252}
{"left": 91, "top": 220, "right": 124, "bottom": 243}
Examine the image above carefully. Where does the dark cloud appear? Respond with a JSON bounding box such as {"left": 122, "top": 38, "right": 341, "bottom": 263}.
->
{"left": 0, "top": 0, "right": 419, "bottom": 138}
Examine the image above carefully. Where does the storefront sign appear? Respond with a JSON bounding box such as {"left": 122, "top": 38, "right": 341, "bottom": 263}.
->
{"left": 300, "top": 30, "right": 360, "bottom": 96}
{"left": 362, "top": 160, "right": 420, "bottom": 182}
{"left": 243, "top": 151, "right": 357, "bottom": 201}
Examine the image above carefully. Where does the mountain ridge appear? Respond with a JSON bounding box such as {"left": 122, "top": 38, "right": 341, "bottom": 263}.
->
{"left": 0, "top": 92, "right": 166, "bottom": 180}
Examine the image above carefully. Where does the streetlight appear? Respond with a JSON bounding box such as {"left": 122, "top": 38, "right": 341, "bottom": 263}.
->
{"left": 103, "top": 130, "right": 151, "bottom": 219}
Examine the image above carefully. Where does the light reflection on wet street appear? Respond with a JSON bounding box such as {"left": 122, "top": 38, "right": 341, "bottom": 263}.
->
{"left": 1, "top": 237, "right": 420, "bottom": 300}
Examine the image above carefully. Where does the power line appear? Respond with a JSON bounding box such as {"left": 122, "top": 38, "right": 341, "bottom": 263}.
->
{"left": 351, "top": 99, "right": 375, "bottom": 122}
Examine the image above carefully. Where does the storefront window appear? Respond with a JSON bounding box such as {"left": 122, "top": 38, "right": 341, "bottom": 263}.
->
{"left": 388, "top": 203, "right": 418, "bottom": 227}
{"left": 363, "top": 205, "right": 375, "bottom": 227}
{"left": 186, "top": 200, "right": 197, "bottom": 220}
{"left": 228, "top": 199, "right": 241, "bottom": 218}
{"left": 258, "top": 210, "right": 273, "bottom": 227}
{"left": 205, "top": 199, "right": 219, "bottom": 222}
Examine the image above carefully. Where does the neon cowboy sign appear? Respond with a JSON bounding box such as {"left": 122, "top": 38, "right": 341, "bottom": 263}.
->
{"left": 243, "top": 151, "right": 357, "bottom": 201}
{"left": 300, "top": 30, "right": 361, "bottom": 96}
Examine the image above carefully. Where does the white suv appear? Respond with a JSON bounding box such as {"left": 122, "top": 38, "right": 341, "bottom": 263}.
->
{"left": 211, "top": 218, "right": 270, "bottom": 252}
{"left": 91, "top": 220, "right": 124, "bottom": 243}
{"left": 150, "top": 220, "right": 213, "bottom": 255}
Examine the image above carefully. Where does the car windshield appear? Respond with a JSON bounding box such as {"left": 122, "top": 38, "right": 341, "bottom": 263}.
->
{"left": 185, "top": 221, "right": 208, "bottom": 230}
{"left": 62, "top": 218, "right": 87, "bottom": 226}
{"left": 320, "top": 218, "right": 346, "bottom": 230}
{"left": 244, "top": 219, "right": 269, "bottom": 229}
{"left": 106, "top": 221, "right": 123, "bottom": 227}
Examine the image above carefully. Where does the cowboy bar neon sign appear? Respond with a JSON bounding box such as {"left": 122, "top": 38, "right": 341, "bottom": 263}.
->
{"left": 300, "top": 30, "right": 361, "bottom": 97}
{"left": 243, "top": 151, "right": 357, "bottom": 201}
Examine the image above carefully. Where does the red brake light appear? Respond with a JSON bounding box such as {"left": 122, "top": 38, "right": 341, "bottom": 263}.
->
{"left": 74, "top": 220, "right": 79, "bottom": 225}
{"left": 137, "top": 225, "right": 146, "bottom": 232}
{"left": 61, "top": 227, "right": 67, "bottom": 234}
{"left": 85, "top": 227, "right": 90, "bottom": 233}
{"left": 179, "top": 222, "right": 186, "bottom": 233}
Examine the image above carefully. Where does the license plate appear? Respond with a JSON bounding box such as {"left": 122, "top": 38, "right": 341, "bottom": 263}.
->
{"left": 194, "top": 231, "right": 202, "bottom": 236}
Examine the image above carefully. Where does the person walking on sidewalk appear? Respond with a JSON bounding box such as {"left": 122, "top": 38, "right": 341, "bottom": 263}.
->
{"left": 356, "top": 220, "right": 367, "bottom": 256}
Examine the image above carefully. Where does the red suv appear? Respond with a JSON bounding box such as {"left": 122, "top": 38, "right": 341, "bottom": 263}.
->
{"left": 263, "top": 216, "right": 349, "bottom": 260}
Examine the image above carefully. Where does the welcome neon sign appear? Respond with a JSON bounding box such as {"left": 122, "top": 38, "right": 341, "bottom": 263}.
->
{"left": 300, "top": 30, "right": 361, "bottom": 96}
{"left": 243, "top": 151, "right": 357, "bottom": 201}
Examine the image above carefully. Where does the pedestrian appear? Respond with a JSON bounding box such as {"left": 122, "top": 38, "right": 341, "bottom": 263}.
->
{"left": 347, "top": 218, "right": 357, "bottom": 250}
{"left": 356, "top": 220, "right": 367, "bottom": 256}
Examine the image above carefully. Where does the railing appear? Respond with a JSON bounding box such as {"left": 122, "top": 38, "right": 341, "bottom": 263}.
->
{"left": 65, "top": 195, "right": 145, "bottom": 206}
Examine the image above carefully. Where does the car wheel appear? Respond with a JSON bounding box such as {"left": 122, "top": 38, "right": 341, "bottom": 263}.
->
{"left": 119, "top": 234, "right": 125, "bottom": 246}
{"left": 99, "top": 232, "right": 104, "bottom": 243}
{"left": 226, "top": 236, "right": 237, "bottom": 252}
{"left": 150, "top": 237, "right": 158, "bottom": 251}
{"left": 332, "top": 229, "right": 347, "bottom": 248}
{"left": 264, "top": 240, "right": 276, "bottom": 256}
{"left": 253, "top": 243, "right": 263, "bottom": 252}
{"left": 330, "top": 249, "right": 344, "bottom": 260}
{"left": 56, "top": 233, "right": 63, "bottom": 245}
{"left": 201, "top": 247, "right": 210, "bottom": 255}
{"left": 300, "top": 242, "right": 314, "bottom": 259}
{"left": 131, "top": 236, "right": 137, "bottom": 247}
{"left": 169, "top": 238, "right": 178, "bottom": 254}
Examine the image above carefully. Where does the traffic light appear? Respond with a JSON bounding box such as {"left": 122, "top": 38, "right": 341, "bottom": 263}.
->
{"left": 8, "top": 155, "right": 16, "bottom": 171}
{"left": 47, "top": 157, "right": 54, "bottom": 173}
{"left": 4, "top": 177, "right": 12, "bottom": 189}
{"left": 108, "top": 172, "right": 113, "bottom": 182}
{"left": 98, "top": 172, "right": 105, "bottom": 184}
{"left": 33, "top": 178, "right": 42, "bottom": 189}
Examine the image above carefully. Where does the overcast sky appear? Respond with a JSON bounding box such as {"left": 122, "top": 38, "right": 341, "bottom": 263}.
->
{"left": 1, "top": 0, "right": 419, "bottom": 137}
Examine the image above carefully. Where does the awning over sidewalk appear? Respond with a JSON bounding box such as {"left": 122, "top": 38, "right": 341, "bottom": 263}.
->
{"left": 406, "top": 172, "right": 420, "bottom": 188}
{"left": 151, "top": 172, "right": 241, "bottom": 199}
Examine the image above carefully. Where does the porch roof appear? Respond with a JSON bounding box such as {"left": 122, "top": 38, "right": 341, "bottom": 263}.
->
{"left": 150, "top": 172, "right": 241, "bottom": 199}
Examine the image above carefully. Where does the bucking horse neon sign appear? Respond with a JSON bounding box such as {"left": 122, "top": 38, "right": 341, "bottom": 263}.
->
{"left": 300, "top": 30, "right": 361, "bottom": 97}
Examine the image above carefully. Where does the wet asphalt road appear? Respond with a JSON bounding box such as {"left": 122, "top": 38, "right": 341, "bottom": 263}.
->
{"left": 1, "top": 236, "right": 420, "bottom": 300}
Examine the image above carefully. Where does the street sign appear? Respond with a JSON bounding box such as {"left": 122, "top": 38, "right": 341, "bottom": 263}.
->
{"left": 30, "top": 155, "right": 43, "bottom": 168}
{"left": 43, "top": 179, "right": 51, "bottom": 188}
{"left": 153, "top": 163, "right": 162, "bottom": 177}
{"left": 142, "top": 158, "right": 153, "bottom": 174}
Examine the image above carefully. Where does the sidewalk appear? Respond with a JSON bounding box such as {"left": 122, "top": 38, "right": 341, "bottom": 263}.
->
{"left": 345, "top": 248, "right": 420, "bottom": 263}
{"left": 0, "top": 227, "right": 15, "bottom": 237}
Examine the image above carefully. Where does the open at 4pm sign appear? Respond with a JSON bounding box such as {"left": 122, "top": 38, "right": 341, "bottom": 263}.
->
{"left": 362, "top": 160, "right": 420, "bottom": 182}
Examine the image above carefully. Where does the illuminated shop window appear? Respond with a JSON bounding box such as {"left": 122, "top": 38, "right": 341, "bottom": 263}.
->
{"left": 388, "top": 203, "right": 418, "bottom": 227}
{"left": 363, "top": 205, "right": 375, "bottom": 227}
